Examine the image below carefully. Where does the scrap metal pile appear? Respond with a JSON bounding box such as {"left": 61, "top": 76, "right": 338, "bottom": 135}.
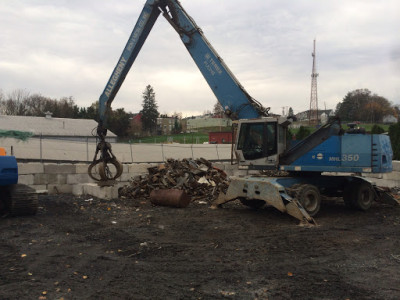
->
{"left": 119, "top": 158, "right": 230, "bottom": 202}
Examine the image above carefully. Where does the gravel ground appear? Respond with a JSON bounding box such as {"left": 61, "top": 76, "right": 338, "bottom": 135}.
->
{"left": 0, "top": 194, "right": 400, "bottom": 300}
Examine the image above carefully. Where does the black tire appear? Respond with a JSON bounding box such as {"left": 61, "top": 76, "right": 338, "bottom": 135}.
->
{"left": 239, "top": 198, "right": 265, "bottom": 209}
{"left": 7, "top": 184, "right": 38, "bottom": 216}
{"left": 0, "top": 186, "right": 11, "bottom": 214}
{"left": 296, "top": 184, "right": 321, "bottom": 217}
{"left": 343, "top": 181, "right": 374, "bottom": 211}
{"left": 353, "top": 182, "right": 374, "bottom": 211}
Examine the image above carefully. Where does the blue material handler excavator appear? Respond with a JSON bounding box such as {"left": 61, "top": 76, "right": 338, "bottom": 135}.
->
{"left": 0, "top": 147, "right": 38, "bottom": 216}
{"left": 88, "top": 0, "right": 398, "bottom": 224}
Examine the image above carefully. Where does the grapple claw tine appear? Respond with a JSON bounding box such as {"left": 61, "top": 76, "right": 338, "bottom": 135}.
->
{"left": 99, "top": 158, "right": 123, "bottom": 181}
{"left": 88, "top": 161, "right": 103, "bottom": 181}
{"left": 88, "top": 135, "right": 123, "bottom": 183}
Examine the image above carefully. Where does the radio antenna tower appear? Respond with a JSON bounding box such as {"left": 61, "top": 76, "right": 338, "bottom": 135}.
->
{"left": 308, "top": 39, "right": 319, "bottom": 126}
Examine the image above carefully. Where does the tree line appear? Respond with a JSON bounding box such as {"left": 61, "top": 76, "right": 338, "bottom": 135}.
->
{"left": 1, "top": 87, "right": 399, "bottom": 159}
{"left": 0, "top": 86, "right": 162, "bottom": 138}
{"left": 334, "top": 89, "right": 400, "bottom": 159}
{"left": 335, "top": 89, "right": 399, "bottom": 122}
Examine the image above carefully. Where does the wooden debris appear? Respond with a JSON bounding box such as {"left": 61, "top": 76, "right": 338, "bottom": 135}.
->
{"left": 119, "top": 158, "right": 229, "bottom": 203}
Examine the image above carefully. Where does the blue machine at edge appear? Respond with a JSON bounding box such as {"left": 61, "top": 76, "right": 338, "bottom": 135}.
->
{"left": 0, "top": 156, "right": 18, "bottom": 185}
{"left": 0, "top": 150, "right": 38, "bottom": 216}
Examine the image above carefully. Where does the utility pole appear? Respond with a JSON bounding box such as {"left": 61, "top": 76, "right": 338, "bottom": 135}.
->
{"left": 308, "top": 39, "right": 319, "bottom": 126}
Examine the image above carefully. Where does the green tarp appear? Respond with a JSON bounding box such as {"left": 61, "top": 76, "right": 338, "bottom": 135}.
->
{"left": 0, "top": 130, "right": 33, "bottom": 141}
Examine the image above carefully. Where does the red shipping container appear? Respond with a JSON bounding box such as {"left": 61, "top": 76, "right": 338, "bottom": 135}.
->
{"left": 208, "top": 132, "right": 232, "bottom": 144}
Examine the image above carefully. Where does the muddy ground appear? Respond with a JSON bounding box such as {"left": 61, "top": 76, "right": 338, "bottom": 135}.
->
{"left": 0, "top": 194, "right": 400, "bottom": 300}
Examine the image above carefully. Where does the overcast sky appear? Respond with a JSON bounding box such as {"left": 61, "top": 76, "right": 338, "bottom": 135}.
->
{"left": 1, "top": 0, "right": 399, "bottom": 117}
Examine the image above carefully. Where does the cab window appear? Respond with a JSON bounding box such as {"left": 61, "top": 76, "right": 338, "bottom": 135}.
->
{"left": 237, "top": 122, "right": 277, "bottom": 160}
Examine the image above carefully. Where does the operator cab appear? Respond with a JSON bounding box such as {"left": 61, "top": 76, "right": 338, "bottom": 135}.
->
{"left": 235, "top": 117, "right": 291, "bottom": 170}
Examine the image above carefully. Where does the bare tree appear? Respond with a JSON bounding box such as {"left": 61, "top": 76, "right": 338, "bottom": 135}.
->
{"left": 171, "top": 111, "right": 182, "bottom": 120}
{"left": 0, "top": 89, "right": 4, "bottom": 114}
{"left": 24, "top": 94, "right": 49, "bottom": 116}
{"left": 213, "top": 101, "right": 224, "bottom": 117}
{"left": 3, "top": 89, "right": 30, "bottom": 115}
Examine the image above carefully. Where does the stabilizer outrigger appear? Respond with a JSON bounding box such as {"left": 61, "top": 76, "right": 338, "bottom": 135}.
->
{"left": 213, "top": 176, "right": 316, "bottom": 225}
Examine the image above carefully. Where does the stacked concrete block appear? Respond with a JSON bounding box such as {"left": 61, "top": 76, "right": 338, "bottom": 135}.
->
{"left": 118, "top": 163, "right": 155, "bottom": 182}
{"left": 42, "top": 164, "right": 76, "bottom": 194}
{"left": 72, "top": 183, "right": 123, "bottom": 200}
{"left": 18, "top": 163, "right": 44, "bottom": 187}
{"left": 67, "top": 163, "right": 94, "bottom": 185}
{"left": 18, "top": 174, "right": 34, "bottom": 186}
{"left": 18, "top": 163, "right": 81, "bottom": 195}
{"left": 363, "top": 161, "right": 400, "bottom": 188}
{"left": 128, "top": 163, "right": 155, "bottom": 176}
{"left": 44, "top": 163, "right": 76, "bottom": 174}
{"left": 17, "top": 160, "right": 399, "bottom": 200}
{"left": 210, "top": 162, "right": 249, "bottom": 177}
{"left": 18, "top": 162, "right": 44, "bottom": 175}
{"left": 16, "top": 162, "right": 155, "bottom": 199}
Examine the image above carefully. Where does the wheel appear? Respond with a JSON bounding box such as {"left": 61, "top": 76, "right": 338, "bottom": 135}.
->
{"left": 296, "top": 184, "right": 321, "bottom": 217}
{"left": 239, "top": 198, "right": 265, "bottom": 209}
{"left": 342, "top": 181, "right": 374, "bottom": 211}
{"left": 7, "top": 184, "right": 38, "bottom": 216}
{"left": 352, "top": 182, "right": 374, "bottom": 211}
{"left": 0, "top": 186, "right": 11, "bottom": 214}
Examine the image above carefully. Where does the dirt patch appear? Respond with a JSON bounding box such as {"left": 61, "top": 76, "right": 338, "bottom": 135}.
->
{"left": 1, "top": 194, "right": 400, "bottom": 299}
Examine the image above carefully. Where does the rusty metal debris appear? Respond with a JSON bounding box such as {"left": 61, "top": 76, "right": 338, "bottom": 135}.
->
{"left": 150, "top": 189, "right": 191, "bottom": 208}
{"left": 119, "top": 158, "right": 230, "bottom": 203}
{"left": 260, "top": 169, "right": 290, "bottom": 177}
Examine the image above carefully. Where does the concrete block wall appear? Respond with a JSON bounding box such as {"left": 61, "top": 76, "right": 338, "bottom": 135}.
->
{"left": 17, "top": 162, "right": 157, "bottom": 198}
{"left": 364, "top": 160, "right": 400, "bottom": 188}
{"left": 18, "top": 163, "right": 94, "bottom": 194}
{"left": 212, "top": 162, "right": 258, "bottom": 177}
{"left": 324, "top": 162, "right": 400, "bottom": 188}
{"left": 16, "top": 161, "right": 246, "bottom": 199}
{"left": 17, "top": 161, "right": 400, "bottom": 200}
{"left": 393, "top": 161, "right": 400, "bottom": 172}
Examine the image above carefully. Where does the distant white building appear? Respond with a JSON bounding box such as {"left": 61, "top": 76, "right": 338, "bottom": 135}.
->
{"left": 320, "top": 112, "right": 329, "bottom": 124}
{"left": 383, "top": 115, "right": 398, "bottom": 124}
{"left": 185, "top": 116, "right": 231, "bottom": 131}
{"left": 0, "top": 113, "right": 117, "bottom": 142}
{"left": 295, "top": 109, "right": 334, "bottom": 122}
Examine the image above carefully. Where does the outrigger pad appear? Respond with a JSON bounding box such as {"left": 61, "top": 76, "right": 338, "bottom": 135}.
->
{"left": 212, "top": 176, "right": 315, "bottom": 225}
{"left": 374, "top": 186, "right": 400, "bottom": 206}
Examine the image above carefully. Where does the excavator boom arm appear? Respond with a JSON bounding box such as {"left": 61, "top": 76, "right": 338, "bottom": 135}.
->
{"left": 97, "top": 0, "right": 269, "bottom": 135}
{"left": 158, "top": 0, "right": 268, "bottom": 120}
{"left": 98, "top": 1, "right": 161, "bottom": 133}
{"left": 93, "top": 0, "right": 269, "bottom": 183}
